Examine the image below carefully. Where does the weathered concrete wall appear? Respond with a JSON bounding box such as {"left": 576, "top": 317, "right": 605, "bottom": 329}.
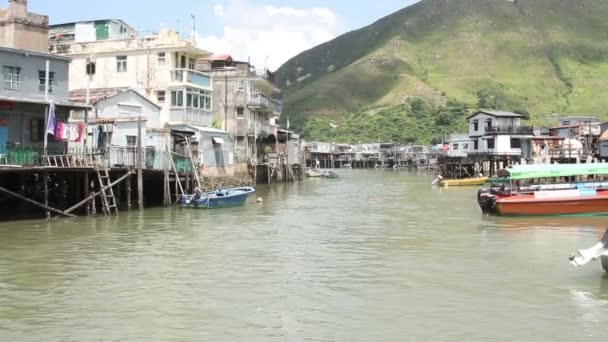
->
{"left": 0, "top": 0, "right": 49, "bottom": 53}
{"left": 0, "top": 49, "right": 70, "bottom": 102}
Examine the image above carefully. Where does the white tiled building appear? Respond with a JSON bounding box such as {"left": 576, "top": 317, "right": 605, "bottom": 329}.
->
{"left": 49, "top": 22, "right": 213, "bottom": 127}
{"left": 467, "top": 110, "right": 533, "bottom": 156}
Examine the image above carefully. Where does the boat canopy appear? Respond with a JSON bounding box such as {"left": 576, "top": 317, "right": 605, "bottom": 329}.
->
{"left": 498, "top": 163, "right": 608, "bottom": 180}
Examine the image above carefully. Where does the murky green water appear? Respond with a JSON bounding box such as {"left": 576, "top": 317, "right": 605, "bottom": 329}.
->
{"left": 1, "top": 170, "right": 607, "bottom": 341}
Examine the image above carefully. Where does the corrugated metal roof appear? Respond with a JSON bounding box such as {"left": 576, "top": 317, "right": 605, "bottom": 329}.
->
{"left": 69, "top": 87, "right": 160, "bottom": 109}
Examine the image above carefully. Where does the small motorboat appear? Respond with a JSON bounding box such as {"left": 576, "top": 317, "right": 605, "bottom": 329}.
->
{"left": 321, "top": 170, "right": 339, "bottom": 178}
{"left": 179, "top": 187, "right": 255, "bottom": 209}
{"left": 305, "top": 169, "right": 322, "bottom": 177}
{"left": 433, "top": 175, "right": 488, "bottom": 187}
{"left": 570, "top": 229, "right": 608, "bottom": 272}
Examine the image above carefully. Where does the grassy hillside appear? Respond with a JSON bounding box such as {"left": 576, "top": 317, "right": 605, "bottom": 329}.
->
{"left": 275, "top": 0, "right": 608, "bottom": 136}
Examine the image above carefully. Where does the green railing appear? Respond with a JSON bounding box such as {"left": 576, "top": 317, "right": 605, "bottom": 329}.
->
{"left": 8, "top": 147, "right": 40, "bottom": 166}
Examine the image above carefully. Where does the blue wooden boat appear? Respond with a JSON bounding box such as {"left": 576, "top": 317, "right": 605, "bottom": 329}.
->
{"left": 178, "top": 187, "right": 256, "bottom": 209}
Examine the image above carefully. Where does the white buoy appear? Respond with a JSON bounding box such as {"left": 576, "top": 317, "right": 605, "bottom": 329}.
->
{"left": 256, "top": 197, "right": 263, "bottom": 203}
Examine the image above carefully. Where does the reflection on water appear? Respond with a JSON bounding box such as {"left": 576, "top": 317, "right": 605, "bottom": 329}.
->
{"left": 0, "top": 170, "right": 608, "bottom": 341}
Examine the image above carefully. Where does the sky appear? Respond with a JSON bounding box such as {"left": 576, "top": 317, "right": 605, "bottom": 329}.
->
{"left": 10, "top": 0, "right": 422, "bottom": 71}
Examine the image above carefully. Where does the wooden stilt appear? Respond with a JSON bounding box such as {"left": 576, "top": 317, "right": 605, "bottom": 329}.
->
{"left": 43, "top": 171, "right": 50, "bottom": 219}
{"left": 126, "top": 174, "right": 132, "bottom": 210}
{"left": 84, "top": 172, "right": 90, "bottom": 215}
{"left": 137, "top": 116, "right": 144, "bottom": 210}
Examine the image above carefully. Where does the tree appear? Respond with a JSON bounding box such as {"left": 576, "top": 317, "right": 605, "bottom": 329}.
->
{"left": 477, "top": 87, "right": 506, "bottom": 109}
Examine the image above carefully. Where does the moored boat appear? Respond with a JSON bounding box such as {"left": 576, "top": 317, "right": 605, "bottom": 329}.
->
{"left": 305, "top": 169, "right": 322, "bottom": 177}
{"left": 321, "top": 170, "right": 339, "bottom": 178}
{"left": 478, "top": 163, "right": 608, "bottom": 216}
{"left": 179, "top": 187, "right": 255, "bottom": 209}
{"left": 433, "top": 175, "right": 489, "bottom": 187}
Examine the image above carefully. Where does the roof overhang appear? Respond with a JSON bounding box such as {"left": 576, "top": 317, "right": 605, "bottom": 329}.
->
{"left": 0, "top": 96, "right": 92, "bottom": 109}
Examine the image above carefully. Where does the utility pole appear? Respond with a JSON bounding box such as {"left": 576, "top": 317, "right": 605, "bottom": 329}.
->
{"left": 224, "top": 74, "right": 228, "bottom": 131}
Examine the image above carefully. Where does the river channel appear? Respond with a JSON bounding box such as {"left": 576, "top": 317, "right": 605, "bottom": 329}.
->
{"left": 1, "top": 170, "right": 607, "bottom": 341}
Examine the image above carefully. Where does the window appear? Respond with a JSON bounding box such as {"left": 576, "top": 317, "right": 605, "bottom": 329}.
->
{"left": 237, "top": 136, "right": 245, "bottom": 143}
{"left": 171, "top": 90, "right": 184, "bottom": 107}
{"left": 30, "top": 119, "right": 44, "bottom": 142}
{"left": 3, "top": 66, "right": 21, "bottom": 90}
{"left": 562, "top": 120, "right": 570, "bottom": 125}
{"left": 158, "top": 52, "right": 166, "bottom": 65}
{"left": 157, "top": 90, "right": 166, "bottom": 103}
{"left": 452, "top": 143, "right": 459, "bottom": 150}
{"left": 38, "top": 70, "right": 55, "bottom": 93}
{"left": 126, "top": 135, "right": 137, "bottom": 146}
{"left": 485, "top": 119, "right": 492, "bottom": 130}
{"left": 86, "top": 58, "right": 96, "bottom": 75}
{"left": 472, "top": 120, "right": 478, "bottom": 131}
{"left": 188, "top": 58, "right": 195, "bottom": 70}
{"left": 237, "top": 107, "right": 244, "bottom": 119}
{"left": 463, "top": 143, "right": 469, "bottom": 150}
{"left": 116, "top": 56, "right": 127, "bottom": 72}
{"left": 510, "top": 138, "right": 521, "bottom": 149}
{"left": 182, "top": 88, "right": 212, "bottom": 110}
{"left": 487, "top": 138, "right": 495, "bottom": 149}
{"left": 473, "top": 139, "right": 479, "bottom": 150}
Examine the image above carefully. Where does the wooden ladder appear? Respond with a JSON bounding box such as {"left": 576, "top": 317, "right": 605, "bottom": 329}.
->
{"left": 96, "top": 166, "right": 118, "bottom": 215}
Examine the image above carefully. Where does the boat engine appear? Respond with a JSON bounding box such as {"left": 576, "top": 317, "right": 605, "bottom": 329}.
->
{"left": 570, "top": 229, "right": 608, "bottom": 272}
{"left": 477, "top": 188, "right": 496, "bottom": 214}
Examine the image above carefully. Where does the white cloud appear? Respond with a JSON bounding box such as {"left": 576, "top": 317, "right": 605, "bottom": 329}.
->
{"left": 197, "top": 1, "right": 344, "bottom": 71}
{"left": 213, "top": 4, "right": 225, "bottom": 17}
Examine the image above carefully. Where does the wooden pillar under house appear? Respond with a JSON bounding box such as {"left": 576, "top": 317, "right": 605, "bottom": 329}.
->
{"left": 43, "top": 171, "right": 50, "bottom": 219}
{"left": 83, "top": 171, "right": 90, "bottom": 215}
{"left": 126, "top": 174, "right": 132, "bottom": 210}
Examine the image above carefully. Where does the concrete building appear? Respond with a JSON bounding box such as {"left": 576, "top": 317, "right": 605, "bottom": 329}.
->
{"left": 69, "top": 88, "right": 165, "bottom": 158}
{"left": 49, "top": 19, "right": 137, "bottom": 46}
{"left": 197, "top": 55, "right": 281, "bottom": 163}
{"left": 49, "top": 21, "right": 213, "bottom": 127}
{"left": 558, "top": 116, "right": 601, "bottom": 126}
{"left": 447, "top": 133, "right": 470, "bottom": 157}
{"left": 169, "top": 125, "right": 234, "bottom": 178}
{"left": 467, "top": 110, "right": 533, "bottom": 156}
{"left": 0, "top": 0, "right": 49, "bottom": 53}
{"left": 0, "top": 46, "right": 88, "bottom": 163}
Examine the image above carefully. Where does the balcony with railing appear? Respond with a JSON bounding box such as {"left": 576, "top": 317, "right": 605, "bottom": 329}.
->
{"left": 170, "top": 69, "right": 211, "bottom": 88}
{"left": 247, "top": 94, "right": 282, "bottom": 114}
{"left": 485, "top": 126, "right": 534, "bottom": 136}
{"left": 169, "top": 108, "right": 212, "bottom": 126}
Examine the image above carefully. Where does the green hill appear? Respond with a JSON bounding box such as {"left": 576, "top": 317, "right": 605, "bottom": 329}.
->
{"left": 275, "top": 0, "right": 608, "bottom": 139}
